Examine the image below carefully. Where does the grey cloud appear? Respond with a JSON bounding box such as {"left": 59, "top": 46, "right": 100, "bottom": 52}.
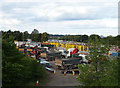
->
{"left": 0, "top": 0, "right": 118, "bottom": 36}
{"left": 1, "top": 2, "right": 117, "bottom": 22}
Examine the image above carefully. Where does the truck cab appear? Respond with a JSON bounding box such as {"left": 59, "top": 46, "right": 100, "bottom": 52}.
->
{"left": 58, "top": 49, "right": 68, "bottom": 58}
{"left": 78, "top": 54, "right": 88, "bottom": 64}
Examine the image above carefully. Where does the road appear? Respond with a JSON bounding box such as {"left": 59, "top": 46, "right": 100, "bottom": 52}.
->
{"left": 44, "top": 66, "right": 80, "bottom": 86}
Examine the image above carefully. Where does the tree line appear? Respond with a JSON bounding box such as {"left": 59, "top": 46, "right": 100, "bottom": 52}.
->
{"left": 2, "top": 29, "right": 49, "bottom": 42}
{"left": 59, "top": 34, "right": 119, "bottom": 46}
{"left": 1, "top": 29, "right": 120, "bottom": 47}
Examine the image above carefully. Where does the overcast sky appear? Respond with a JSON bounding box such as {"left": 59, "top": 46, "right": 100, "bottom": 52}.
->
{"left": 0, "top": 0, "right": 119, "bottom": 36}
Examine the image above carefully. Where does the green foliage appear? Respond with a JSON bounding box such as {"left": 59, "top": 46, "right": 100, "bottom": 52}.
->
{"left": 41, "top": 32, "right": 49, "bottom": 42}
{"left": 31, "top": 29, "right": 40, "bottom": 42}
{"left": 23, "top": 31, "right": 30, "bottom": 41}
{"left": 78, "top": 59, "right": 119, "bottom": 86}
{"left": 2, "top": 30, "right": 23, "bottom": 41}
{"left": 60, "top": 35, "right": 89, "bottom": 43}
{"left": 2, "top": 30, "right": 119, "bottom": 46}
{"left": 31, "top": 33, "right": 40, "bottom": 42}
{"left": 2, "top": 30, "right": 50, "bottom": 42}
{"left": 78, "top": 64, "right": 98, "bottom": 86}
{"left": 100, "top": 59, "right": 119, "bottom": 86}
{"left": 2, "top": 37, "right": 47, "bottom": 86}
{"left": 78, "top": 37, "right": 119, "bottom": 86}
{"left": 89, "top": 34, "right": 101, "bottom": 41}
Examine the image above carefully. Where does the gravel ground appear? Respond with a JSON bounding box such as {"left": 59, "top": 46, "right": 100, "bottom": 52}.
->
{"left": 44, "top": 67, "right": 80, "bottom": 86}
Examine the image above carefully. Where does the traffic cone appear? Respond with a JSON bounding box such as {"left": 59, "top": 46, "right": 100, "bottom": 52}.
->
{"left": 64, "top": 71, "right": 66, "bottom": 76}
{"left": 36, "top": 80, "right": 39, "bottom": 86}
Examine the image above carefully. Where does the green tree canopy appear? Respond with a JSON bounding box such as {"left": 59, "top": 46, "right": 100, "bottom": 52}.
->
{"left": 41, "top": 32, "right": 49, "bottom": 42}
{"left": 2, "top": 36, "right": 47, "bottom": 86}
{"left": 78, "top": 37, "right": 119, "bottom": 86}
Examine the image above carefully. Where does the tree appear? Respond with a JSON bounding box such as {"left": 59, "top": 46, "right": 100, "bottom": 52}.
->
{"left": 31, "top": 29, "right": 39, "bottom": 34}
{"left": 23, "top": 31, "right": 30, "bottom": 41}
{"left": 89, "top": 34, "right": 101, "bottom": 41}
{"left": 99, "top": 58, "right": 119, "bottom": 86}
{"left": 81, "top": 35, "right": 89, "bottom": 43}
{"left": 13, "top": 31, "right": 22, "bottom": 41}
{"left": 78, "top": 37, "right": 111, "bottom": 86}
{"left": 116, "top": 35, "right": 120, "bottom": 47}
{"left": 106, "top": 35, "right": 118, "bottom": 46}
{"left": 2, "top": 36, "right": 47, "bottom": 86}
{"left": 41, "top": 32, "right": 49, "bottom": 42}
{"left": 2, "top": 30, "right": 23, "bottom": 41}
{"left": 31, "top": 29, "right": 39, "bottom": 42}
{"left": 2, "top": 30, "right": 13, "bottom": 39}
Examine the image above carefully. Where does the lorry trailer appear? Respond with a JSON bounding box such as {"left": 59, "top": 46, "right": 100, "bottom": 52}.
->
{"left": 55, "top": 58, "right": 82, "bottom": 70}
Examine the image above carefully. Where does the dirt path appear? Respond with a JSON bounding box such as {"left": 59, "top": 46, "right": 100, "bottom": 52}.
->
{"left": 45, "top": 69, "right": 80, "bottom": 86}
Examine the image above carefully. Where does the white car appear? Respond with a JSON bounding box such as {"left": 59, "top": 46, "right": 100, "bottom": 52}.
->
{"left": 39, "top": 59, "right": 49, "bottom": 64}
{"left": 39, "top": 58, "right": 52, "bottom": 67}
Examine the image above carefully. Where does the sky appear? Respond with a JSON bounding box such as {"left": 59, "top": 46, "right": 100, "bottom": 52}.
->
{"left": 0, "top": 0, "right": 119, "bottom": 36}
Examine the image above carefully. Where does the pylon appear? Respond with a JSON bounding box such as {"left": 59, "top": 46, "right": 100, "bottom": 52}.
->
{"left": 64, "top": 71, "right": 67, "bottom": 76}
{"left": 36, "top": 80, "right": 39, "bottom": 86}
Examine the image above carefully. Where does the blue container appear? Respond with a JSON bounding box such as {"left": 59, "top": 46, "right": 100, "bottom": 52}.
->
{"left": 112, "top": 52, "right": 118, "bottom": 56}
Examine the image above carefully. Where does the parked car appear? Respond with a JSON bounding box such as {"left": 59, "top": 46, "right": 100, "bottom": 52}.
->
{"left": 39, "top": 58, "right": 52, "bottom": 68}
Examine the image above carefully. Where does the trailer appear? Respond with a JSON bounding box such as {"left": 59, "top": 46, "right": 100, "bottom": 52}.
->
{"left": 40, "top": 52, "right": 62, "bottom": 61}
{"left": 55, "top": 57, "right": 82, "bottom": 70}
{"left": 73, "top": 54, "right": 91, "bottom": 64}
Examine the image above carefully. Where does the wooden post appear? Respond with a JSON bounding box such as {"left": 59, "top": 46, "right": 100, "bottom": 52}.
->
{"left": 54, "top": 70, "right": 56, "bottom": 74}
